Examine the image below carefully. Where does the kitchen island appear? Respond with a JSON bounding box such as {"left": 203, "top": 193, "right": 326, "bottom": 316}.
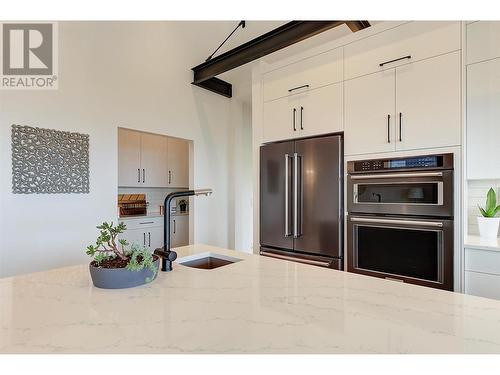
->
{"left": 1, "top": 244, "right": 500, "bottom": 354}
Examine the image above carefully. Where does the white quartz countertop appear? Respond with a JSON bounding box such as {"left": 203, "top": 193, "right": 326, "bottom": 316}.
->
{"left": 465, "top": 235, "right": 500, "bottom": 252}
{"left": 2, "top": 244, "right": 500, "bottom": 354}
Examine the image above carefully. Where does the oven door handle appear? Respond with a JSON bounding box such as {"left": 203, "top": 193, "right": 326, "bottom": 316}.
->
{"left": 349, "top": 172, "right": 443, "bottom": 180}
{"left": 350, "top": 217, "right": 444, "bottom": 228}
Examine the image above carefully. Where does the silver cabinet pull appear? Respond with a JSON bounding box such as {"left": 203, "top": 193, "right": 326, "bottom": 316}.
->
{"left": 350, "top": 172, "right": 443, "bottom": 180}
{"left": 350, "top": 217, "right": 444, "bottom": 228}
{"left": 292, "top": 108, "right": 297, "bottom": 131}
{"left": 293, "top": 152, "right": 299, "bottom": 238}
{"left": 387, "top": 114, "right": 391, "bottom": 143}
{"left": 284, "top": 154, "right": 291, "bottom": 237}
{"left": 138, "top": 168, "right": 141, "bottom": 183}
{"left": 300, "top": 106, "right": 304, "bottom": 130}
{"left": 261, "top": 251, "right": 330, "bottom": 267}
{"left": 288, "top": 84, "right": 309, "bottom": 93}
{"left": 399, "top": 112, "right": 403, "bottom": 142}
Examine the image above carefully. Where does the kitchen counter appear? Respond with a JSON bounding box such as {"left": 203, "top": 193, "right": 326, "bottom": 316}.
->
{"left": 465, "top": 235, "right": 500, "bottom": 252}
{"left": 2, "top": 244, "right": 500, "bottom": 353}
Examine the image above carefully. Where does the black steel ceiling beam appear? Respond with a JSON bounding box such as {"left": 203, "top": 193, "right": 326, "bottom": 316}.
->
{"left": 192, "top": 20, "right": 370, "bottom": 97}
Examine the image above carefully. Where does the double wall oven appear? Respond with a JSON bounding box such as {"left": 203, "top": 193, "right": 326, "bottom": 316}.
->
{"left": 347, "top": 154, "right": 454, "bottom": 290}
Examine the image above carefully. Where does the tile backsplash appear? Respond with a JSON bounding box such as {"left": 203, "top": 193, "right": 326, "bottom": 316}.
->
{"left": 467, "top": 180, "right": 500, "bottom": 235}
{"left": 117, "top": 187, "right": 188, "bottom": 215}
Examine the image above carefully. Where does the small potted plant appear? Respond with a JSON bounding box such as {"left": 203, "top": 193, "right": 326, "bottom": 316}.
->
{"left": 477, "top": 188, "right": 500, "bottom": 239}
{"left": 86, "top": 222, "right": 160, "bottom": 289}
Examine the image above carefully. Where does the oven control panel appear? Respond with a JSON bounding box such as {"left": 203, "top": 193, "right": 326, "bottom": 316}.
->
{"left": 349, "top": 154, "right": 453, "bottom": 173}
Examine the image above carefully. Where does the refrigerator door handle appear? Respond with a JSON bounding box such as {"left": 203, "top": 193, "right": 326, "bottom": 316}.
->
{"left": 293, "top": 152, "right": 302, "bottom": 238}
{"left": 284, "top": 154, "right": 292, "bottom": 237}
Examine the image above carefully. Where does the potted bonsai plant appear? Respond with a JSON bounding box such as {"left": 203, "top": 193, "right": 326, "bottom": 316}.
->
{"left": 477, "top": 188, "right": 500, "bottom": 239}
{"left": 86, "top": 222, "right": 160, "bottom": 289}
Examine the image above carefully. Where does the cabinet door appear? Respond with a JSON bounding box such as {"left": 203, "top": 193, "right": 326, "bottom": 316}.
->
{"left": 167, "top": 137, "right": 189, "bottom": 188}
{"left": 297, "top": 82, "right": 343, "bottom": 138}
{"left": 171, "top": 215, "right": 189, "bottom": 248}
{"left": 118, "top": 128, "right": 141, "bottom": 187}
{"left": 344, "top": 70, "right": 396, "bottom": 155}
{"left": 395, "top": 51, "right": 461, "bottom": 151}
{"left": 263, "top": 47, "right": 343, "bottom": 102}
{"left": 262, "top": 96, "right": 299, "bottom": 143}
{"left": 467, "top": 58, "right": 500, "bottom": 179}
{"left": 140, "top": 133, "right": 168, "bottom": 187}
{"left": 147, "top": 226, "right": 164, "bottom": 251}
{"left": 344, "top": 21, "right": 460, "bottom": 80}
{"left": 467, "top": 21, "right": 500, "bottom": 65}
{"left": 119, "top": 228, "right": 147, "bottom": 248}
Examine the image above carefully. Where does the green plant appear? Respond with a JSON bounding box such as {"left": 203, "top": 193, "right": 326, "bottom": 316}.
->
{"left": 86, "top": 222, "right": 157, "bottom": 279}
{"left": 478, "top": 188, "right": 500, "bottom": 218}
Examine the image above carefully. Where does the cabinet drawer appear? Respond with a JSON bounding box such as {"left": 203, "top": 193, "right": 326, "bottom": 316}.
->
{"left": 344, "top": 21, "right": 460, "bottom": 80}
{"left": 119, "top": 216, "right": 163, "bottom": 230}
{"left": 465, "top": 271, "right": 500, "bottom": 300}
{"left": 465, "top": 248, "right": 500, "bottom": 275}
{"left": 263, "top": 47, "right": 342, "bottom": 102}
{"left": 467, "top": 21, "right": 500, "bottom": 64}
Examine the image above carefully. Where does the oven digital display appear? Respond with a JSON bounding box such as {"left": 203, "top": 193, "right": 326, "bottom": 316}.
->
{"left": 386, "top": 156, "right": 438, "bottom": 169}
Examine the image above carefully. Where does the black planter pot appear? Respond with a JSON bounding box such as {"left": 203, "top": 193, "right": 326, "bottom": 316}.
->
{"left": 89, "top": 257, "right": 160, "bottom": 289}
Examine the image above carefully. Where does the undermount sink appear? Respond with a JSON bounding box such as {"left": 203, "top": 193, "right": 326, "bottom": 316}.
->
{"left": 177, "top": 252, "right": 242, "bottom": 270}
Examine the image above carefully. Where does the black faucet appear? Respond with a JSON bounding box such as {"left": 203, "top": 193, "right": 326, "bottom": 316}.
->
{"left": 154, "top": 189, "right": 212, "bottom": 272}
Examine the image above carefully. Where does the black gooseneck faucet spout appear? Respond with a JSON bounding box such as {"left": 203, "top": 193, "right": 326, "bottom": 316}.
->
{"left": 154, "top": 188, "right": 213, "bottom": 272}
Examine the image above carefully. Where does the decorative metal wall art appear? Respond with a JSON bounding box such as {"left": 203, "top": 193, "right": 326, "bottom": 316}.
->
{"left": 11, "top": 125, "right": 89, "bottom": 194}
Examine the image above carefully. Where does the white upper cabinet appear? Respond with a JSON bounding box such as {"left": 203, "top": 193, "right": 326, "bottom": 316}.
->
{"left": 262, "top": 95, "right": 298, "bottom": 143}
{"left": 118, "top": 129, "right": 189, "bottom": 188}
{"left": 118, "top": 128, "right": 142, "bottom": 187}
{"left": 467, "top": 21, "right": 500, "bottom": 64}
{"left": 263, "top": 47, "right": 342, "bottom": 102}
{"left": 141, "top": 132, "right": 168, "bottom": 187}
{"left": 262, "top": 83, "right": 343, "bottom": 143}
{"left": 345, "top": 70, "right": 396, "bottom": 155}
{"left": 395, "top": 51, "right": 461, "bottom": 151}
{"left": 167, "top": 137, "right": 189, "bottom": 188}
{"left": 344, "top": 21, "right": 460, "bottom": 80}
{"left": 467, "top": 58, "right": 500, "bottom": 179}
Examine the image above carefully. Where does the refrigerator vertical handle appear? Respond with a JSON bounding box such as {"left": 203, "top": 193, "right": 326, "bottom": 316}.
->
{"left": 284, "top": 154, "right": 291, "bottom": 237}
{"left": 293, "top": 152, "right": 299, "bottom": 238}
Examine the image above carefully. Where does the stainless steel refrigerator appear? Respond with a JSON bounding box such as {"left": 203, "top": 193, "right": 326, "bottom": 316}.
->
{"left": 260, "top": 134, "right": 343, "bottom": 269}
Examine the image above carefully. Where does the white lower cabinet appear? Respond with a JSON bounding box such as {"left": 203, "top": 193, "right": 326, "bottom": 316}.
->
{"left": 119, "top": 217, "right": 164, "bottom": 251}
{"left": 170, "top": 215, "right": 189, "bottom": 249}
{"left": 345, "top": 70, "right": 396, "bottom": 155}
{"left": 465, "top": 247, "right": 500, "bottom": 300}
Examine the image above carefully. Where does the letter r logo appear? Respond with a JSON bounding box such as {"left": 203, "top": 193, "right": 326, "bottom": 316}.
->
{"left": 2, "top": 23, "right": 53, "bottom": 75}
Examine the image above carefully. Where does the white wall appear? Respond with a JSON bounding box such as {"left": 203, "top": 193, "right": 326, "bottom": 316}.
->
{"left": 0, "top": 21, "right": 250, "bottom": 277}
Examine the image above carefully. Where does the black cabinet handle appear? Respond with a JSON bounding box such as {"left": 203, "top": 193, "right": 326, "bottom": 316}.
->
{"left": 300, "top": 106, "right": 304, "bottom": 130}
{"left": 143, "top": 232, "right": 146, "bottom": 246}
{"left": 399, "top": 112, "right": 403, "bottom": 142}
{"left": 148, "top": 232, "right": 151, "bottom": 247}
{"left": 293, "top": 108, "right": 297, "bottom": 131}
{"left": 379, "top": 55, "right": 411, "bottom": 67}
{"left": 168, "top": 170, "right": 172, "bottom": 184}
{"left": 387, "top": 114, "right": 391, "bottom": 143}
{"left": 142, "top": 169, "right": 145, "bottom": 183}
{"left": 173, "top": 219, "right": 176, "bottom": 234}
{"left": 288, "top": 84, "right": 309, "bottom": 93}
{"left": 138, "top": 169, "right": 140, "bottom": 183}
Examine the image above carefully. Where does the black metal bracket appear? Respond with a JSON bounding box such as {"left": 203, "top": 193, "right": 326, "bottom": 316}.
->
{"left": 191, "top": 20, "right": 370, "bottom": 98}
